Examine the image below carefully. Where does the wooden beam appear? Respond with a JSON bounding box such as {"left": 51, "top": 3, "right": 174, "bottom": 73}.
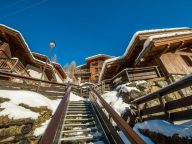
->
{"left": 174, "top": 41, "right": 184, "bottom": 52}
{"left": 160, "top": 44, "right": 171, "bottom": 55}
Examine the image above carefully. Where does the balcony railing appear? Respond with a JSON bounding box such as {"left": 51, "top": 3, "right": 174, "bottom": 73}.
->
{"left": 0, "top": 58, "right": 30, "bottom": 77}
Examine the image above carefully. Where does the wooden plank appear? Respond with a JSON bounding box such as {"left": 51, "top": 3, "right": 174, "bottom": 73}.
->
{"left": 166, "top": 95, "right": 192, "bottom": 110}
{"left": 143, "top": 114, "right": 167, "bottom": 121}
{"left": 129, "top": 74, "right": 158, "bottom": 81}
{"left": 141, "top": 105, "right": 162, "bottom": 116}
{"left": 171, "top": 109, "right": 192, "bottom": 121}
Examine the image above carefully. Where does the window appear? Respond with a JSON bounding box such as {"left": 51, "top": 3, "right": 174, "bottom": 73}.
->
{"left": 181, "top": 55, "right": 192, "bottom": 66}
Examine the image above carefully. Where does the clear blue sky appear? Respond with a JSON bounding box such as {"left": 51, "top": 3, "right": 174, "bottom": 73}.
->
{"left": 1, "top": 0, "right": 192, "bottom": 66}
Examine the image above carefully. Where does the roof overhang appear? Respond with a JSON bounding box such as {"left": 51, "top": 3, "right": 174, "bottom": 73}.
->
{"left": 99, "top": 27, "right": 192, "bottom": 82}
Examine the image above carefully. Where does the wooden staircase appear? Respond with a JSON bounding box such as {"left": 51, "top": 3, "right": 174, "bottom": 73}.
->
{"left": 58, "top": 100, "right": 109, "bottom": 144}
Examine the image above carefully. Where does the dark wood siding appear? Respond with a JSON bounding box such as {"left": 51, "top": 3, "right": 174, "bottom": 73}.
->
{"left": 159, "top": 52, "right": 192, "bottom": 75}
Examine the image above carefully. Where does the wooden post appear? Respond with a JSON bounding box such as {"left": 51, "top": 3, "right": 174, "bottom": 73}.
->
{"left": 155, "top": 66, "right": 161, "bottom": 77}
{"left": 157, "top": 93, "right": 171, "bottom": 122}
{"left": 136, "top": 104, "right": 142, "bottom": 122}
{"left": 125, "top": 70, "right": 130, "bottom": 82}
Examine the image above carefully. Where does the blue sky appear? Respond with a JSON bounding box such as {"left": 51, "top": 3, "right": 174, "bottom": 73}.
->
{"left": 1, "top": 0, "right": 192, "bottom": 66}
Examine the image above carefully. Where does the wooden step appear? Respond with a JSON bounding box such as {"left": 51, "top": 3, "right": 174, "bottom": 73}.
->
{"left": 65, "top": 118, "right": 94, "bottom": 122}
{"left": 60, "top": 133, "right": 104, "bottom": 142}
{"left": 64, "top": 122, "right": 95, "bottom": 127}
{"left": 62, "top": 127, "right": 97, "bottom": 133}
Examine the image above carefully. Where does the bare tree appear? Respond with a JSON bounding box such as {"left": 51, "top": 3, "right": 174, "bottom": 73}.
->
{"left": 69, "top": 61, "right": 76, "bottom": 79}
{"left": 52, "top": 54, "right": 57, "bottom": 63}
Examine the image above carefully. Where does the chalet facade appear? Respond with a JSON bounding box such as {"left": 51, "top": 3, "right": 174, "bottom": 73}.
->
{"left": 0, "top": 24, "right": 67, "bottom": 83}
{"left": 99, "top": 27, "right": 192, "bottom": 83}
{"left": 75, "top": 54, "right": 113, "bottom": 83}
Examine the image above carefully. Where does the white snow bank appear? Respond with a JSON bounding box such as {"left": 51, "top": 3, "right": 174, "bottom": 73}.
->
{"left": 69, "top": 92, "right": 85, "bottom": 101}
{"left": 116, "top": 83, "right": 140, "bottom": 93}
{"left": 102, "top": 91, "right": 130, "bottom": 116}
{"left": 34, "top": 119, "right": 51, "bottom": 136}
{"left": 0, "top": 90, "right": 61, "bottom": 119}
{"left": 0, "top": 102, "right": 39, "bottom": 119}
{"left": 135, "top": 80, "right": 147, "bottom": 86}
{"left": 118, "top": 130, "right": 154, "bottom": 144}
{"left": 134, "top": 120, "right": 192, "bottom": 138}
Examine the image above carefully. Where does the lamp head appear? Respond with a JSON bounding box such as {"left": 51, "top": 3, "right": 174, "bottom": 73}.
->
{"left": 50, "top": 41, "right": 56, "bottom": 49}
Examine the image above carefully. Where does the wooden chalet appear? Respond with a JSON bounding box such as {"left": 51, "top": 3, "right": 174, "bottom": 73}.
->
{"left": 75, "top": 54, "right": 113, "bottom": 83}
{"left": 0, "top": 24, "right": 65, "bottom": 82}
{"left": 99, "top": 27, "right": 192, "bottom": 83}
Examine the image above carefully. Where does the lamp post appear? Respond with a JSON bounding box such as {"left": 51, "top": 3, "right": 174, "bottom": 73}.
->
{"left": 36, "top": 41, "right": 56, "bottom": 92}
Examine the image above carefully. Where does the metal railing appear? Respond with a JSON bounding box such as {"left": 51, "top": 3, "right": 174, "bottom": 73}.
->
{"left": 40, "top": 86, "right": 71, "bottom": 144}
{"left": 90, "top": 87, "right": 146, "bottom": 144}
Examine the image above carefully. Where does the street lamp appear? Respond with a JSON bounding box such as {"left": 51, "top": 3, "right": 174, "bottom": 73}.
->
{"left": 36, "top": 41, "right": 56, "bottom": 92}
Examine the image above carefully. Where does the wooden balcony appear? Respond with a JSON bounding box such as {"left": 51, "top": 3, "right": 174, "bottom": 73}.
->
{"left": 0, "top": 58, "right": 30, "bottom": 77}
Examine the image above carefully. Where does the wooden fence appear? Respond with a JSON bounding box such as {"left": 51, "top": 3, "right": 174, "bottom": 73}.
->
{"left": 94, "top": 66, "right": 161, "bottom": 95}
{"left": 112, "top": 66, "right": 161, "bottom": 88}
{"left": 0, "top": 71, "right": 69, "bottom": 98}
{"left": 0, "top": 58, "right": 30, "bottom": 77}
{"left": 131, "top": 73, "right": 192, "bottom": 122}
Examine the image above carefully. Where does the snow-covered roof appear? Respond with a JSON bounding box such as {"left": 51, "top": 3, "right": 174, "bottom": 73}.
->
{"left": 86, "top": 54, "right": 113, "bottom": 61}
{"left": 0, "top": 24, "right": 65, "bottom": 80}
{"left": 76, "top": 64, "right": 87, "bottom": 68}
{"left": 0, "top": 24, "right": 55, "bottom": 69}
{"left": 51, "top": 62, "right": 67, "bottom": 79}
{"left": 135, "top": 31, "right": 192, "bottom": 65}
{"left": 99, "top": 27, "right": 191, "bottom": 82}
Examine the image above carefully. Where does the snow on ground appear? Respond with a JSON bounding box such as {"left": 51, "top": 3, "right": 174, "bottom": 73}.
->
{"left": 118, "top": 130, "right": 154, "bottom": 144}
{"left": 134, "top": 120, "right": 192, "bottom": 138}
{"left": 69, "top": 92, "right": 85, "bottom": 101}
{"left": 33, "top": 119, "right": 51, "bottom": 136}
{"left": 101, "top": 91, "right": 130, "bottom": 116}
{"left": 118, "top": 119, "right": 192, "bottom": 144}
{"left": 116, "top": 83, "right": 140, "bottom": 93}
{"left": 135, "top": 80, "right": 147, "bottom": 86}
{"left": 0, "top": 90, "right": 61, "bottom": 119}
{"left": 0, "top": 102, "right": 39, "bottom": 119}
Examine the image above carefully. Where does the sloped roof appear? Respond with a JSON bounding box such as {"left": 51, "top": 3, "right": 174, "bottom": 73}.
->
{"left": 99, "top": 27, "right": 192, "bottom": 82}
{"left": 0, "top": 24, "right": 59, "bottom": 80}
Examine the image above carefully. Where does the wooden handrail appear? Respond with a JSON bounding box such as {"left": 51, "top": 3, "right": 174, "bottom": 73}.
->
{"left": 132, "top": 73, "right": 192, "bottom": 104}
{"left": 90, "top": 87, "right": 146, "bottom": 144}
{"left": 0, "top": 71, "right": 68, "bottom": 86}
{"left": 0, "top": 58, "right": 30, "bottom": 77}
{"left": 40, "top": 86, "right": 71, "bottom": 144}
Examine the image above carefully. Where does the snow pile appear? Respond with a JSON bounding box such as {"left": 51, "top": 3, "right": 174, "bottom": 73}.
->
{"left": 102, "top": 91, "right": 130, "bottom": 116}
{"left": 134, "top": 120, "right": 192, "bottom": 138}
{"left": 69, "top": 92, "right": 85, "bottom": 101}
{"left": 118, "top": 131, "right": 154, "bottom": 144}
{"left": 116, "top": 83, "right": 140, "bottom": 93}
{"left": 135, "top": 80, "right": 147, "bottom": 86}
{"left": 33, "top": 119, "right": 51, "bottom": 136}
{"left": 0, "top": 90, "right": 60, "bottom": 119}
{"left": 0, "top": 102, "right": 39, "bottom": 119}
